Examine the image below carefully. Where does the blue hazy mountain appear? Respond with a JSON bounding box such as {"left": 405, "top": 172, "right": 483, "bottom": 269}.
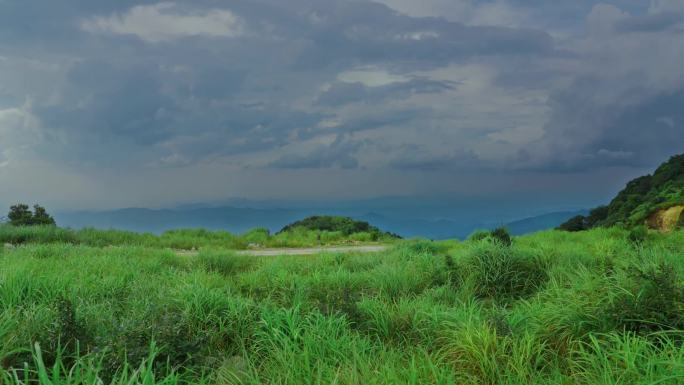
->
{"left": 55, "top": 199, "right": 586, "bottom": 239}
{"left": 504, "top": 210, "right": 589, "bottom": 236}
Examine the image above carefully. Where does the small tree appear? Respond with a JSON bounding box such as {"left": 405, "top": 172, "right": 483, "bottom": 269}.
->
{"left": 558, "top": 215, "right": 587, "bottom": 232}
{"left": 32, "top": 205, "right": 56, "bottom": 226}
{"left": 8, "top": 204, "right": 34, "bottom": 226}
{"left": 7, "top": 204, "right": 56, "bottom": 226}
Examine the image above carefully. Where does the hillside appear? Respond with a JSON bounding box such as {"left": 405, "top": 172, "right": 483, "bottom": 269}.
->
{"left": 504, "top": 210, "right": 588, "bottom": 235}
{"left": 278, "top": 215, "right": 400, "bottom": 241}
{"left": 560, "top": 154, "right": 684, "bottom": 231}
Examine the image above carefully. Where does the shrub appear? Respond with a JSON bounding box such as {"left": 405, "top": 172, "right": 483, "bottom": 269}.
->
{"left": 606, "top": 262, "right": 684, "bottom": 335}
{"left": 7, "top": 204, "right": 56, "bottom": 226}
{"left": 468, "top": 230, "right": 491, "bottom": 242}
{"left": 627, "top": 226, "right": 649, "bottom": 246}
{"left": 468, "top": 228, "right": 512, "bottom": 246}
{"left": 241, "top": 228, "right": 271, "bottom": 246}
{"left": 461, "top": 243, "right": 547, "bottom": 300}
{"left": 404, "top": 240, "right": 442, "bottom": 255}
{"left": 558, "top": 215, "right": 588, "bottom": 232}
{"left": 490, "top": 227, "right": 512, "bottom": 247}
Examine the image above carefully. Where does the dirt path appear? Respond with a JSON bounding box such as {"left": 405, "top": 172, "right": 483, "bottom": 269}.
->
{"left": 235, "top": 245, "right": 389, "bottom": 256}
{"left": 173, "top": 245, "right": 390, "bottom": 257}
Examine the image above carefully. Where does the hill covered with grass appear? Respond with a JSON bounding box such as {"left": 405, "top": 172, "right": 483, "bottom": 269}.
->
{"left": 278, "top": 215, "right": 401, "bottom": 241}
{"left": 0, "top": 218, "right": 396, "bottom": 251}
{"left": 560, "top": 153, "right": 684, "bottom": 231}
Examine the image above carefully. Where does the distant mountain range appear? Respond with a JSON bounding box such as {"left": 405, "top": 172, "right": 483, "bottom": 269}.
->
{"left": 55, "top": 204, "right": 586, "bottom": 240}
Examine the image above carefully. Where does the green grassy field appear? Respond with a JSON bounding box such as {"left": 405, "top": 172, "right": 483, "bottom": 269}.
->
{"left": 0, "top": 224, "right": 395, "bottom": 250}
{"left": 1, "top": 227, "right": 684, "bottom": 384}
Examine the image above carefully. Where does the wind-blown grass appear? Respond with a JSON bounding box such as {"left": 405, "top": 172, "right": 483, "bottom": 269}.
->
{"left": 1, "top": 228, "right": 683, "bottom": 384}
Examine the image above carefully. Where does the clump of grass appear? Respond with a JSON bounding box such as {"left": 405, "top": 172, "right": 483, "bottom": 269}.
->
{"left": 627, "top": 225, "right": 650, "bottom": 246}
{"left": 468, "top": 227, "right": 513, "bottom": 247}
{"left": 196, "top": 250, "right": 254, "bottom": 276}
{"left": 606, "top": 262, "right": 684, "bottom": 335}
{"left": 459, "top": 242, "right": 548, "bottom": 301}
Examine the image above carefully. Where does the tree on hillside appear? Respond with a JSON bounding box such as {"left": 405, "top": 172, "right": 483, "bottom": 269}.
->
{"left": 8, "top": 204, "right": 33, "bottom": 226}
{"left": 32, "top": 205, "right": 56, "bottom": 225}
{"left": 558, "top": 215, "right": 587, "bottom": 232}
{"left": 7, "top": 204, "right": 56, "bottom": 226}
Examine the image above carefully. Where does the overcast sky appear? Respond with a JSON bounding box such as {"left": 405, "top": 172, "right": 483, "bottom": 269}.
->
{"left": 1, "top": 0, "right": 683, "bottom": 210}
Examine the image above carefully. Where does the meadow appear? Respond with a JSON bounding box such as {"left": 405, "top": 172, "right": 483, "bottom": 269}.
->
{"left": 1, "top": 227, "right": 684, "bottom": 384}
{"left": 0, "top": 225, "right": 392, "bottom": 250}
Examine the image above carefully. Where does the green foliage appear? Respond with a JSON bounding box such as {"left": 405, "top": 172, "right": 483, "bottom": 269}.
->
{"left": 572, "top": 154, "right": 684, "bottom": 231}
{"left": 196, "top": 250, "right": 254, "bottom": 276}
{"left": 0, "top": 223, "right": 397, "bottom": 249}
{"left": 7, "top": 204, "right": 56, "bottom": 227}
{"left": 558, "top": 215, "right": 588, "bottom": 232}
{"left": 278, "top": 215, "right": 400, "bottom": 241}
{"left": 627, "top": 226, "right": 650, "bottom": 246}
{"left": 468, "top": 229, "right": 491, "bottom": 241}
{"left": 1, "top": 229, "right": 684, "bottom": 383}
{"left": 606, "top": 262, "right": 684, "bottom": 335}
{"left": 467, "top": 227, "right": 513, "bottom": 246}
{"left": 490, "top": 227, "right": 512, "bottom": 247}
{"left": 459, "top": 243, "right": 547, "bottom": 300}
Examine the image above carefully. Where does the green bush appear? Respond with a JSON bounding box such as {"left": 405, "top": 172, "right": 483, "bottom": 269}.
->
{"left": 627, "top": 226, "right": 649, "bottom": 246}
{"left": 468, "top": 228, "right": 512, "bottom": 246}
{"left": 7, "top": 204, "right": 56, "bottom": 226}
{"left": 558, "top": 215, "right": 588, "bottom": 232}
{"left": 606, "top": 262, "right": 684, "bottom": 335}
{"left": 461, "top": 243, "right": 547, "bottom": 300}
{"left": 468, "top": 230, "right": 491, "bottom": 242}
{"left": 490, "top": 227, "right": 512, "bottom": 247}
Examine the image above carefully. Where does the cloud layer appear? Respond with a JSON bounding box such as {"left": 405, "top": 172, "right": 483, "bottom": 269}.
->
{"left": 0, "top": 0, "right": 682, "bottom": 209}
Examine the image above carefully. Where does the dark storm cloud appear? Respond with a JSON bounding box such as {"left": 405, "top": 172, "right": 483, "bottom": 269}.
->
{"left": 0, "top": 0, "right": 555, "bottom": 170}
{"left": 1, "top": 0, "right": 684, "bottom": 208}
{"left": 527, "top": 3, "right": 684, "bottom": 172}
{"left": 269, "top": 136, "right": 365, "bottom": 170}
{"left": 537, "top": 86, "right": 684, "bottom": 171}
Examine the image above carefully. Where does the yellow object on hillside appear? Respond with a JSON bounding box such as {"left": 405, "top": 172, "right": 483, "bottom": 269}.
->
{"left": 646, "top": 205, "right": 684, "bottom": 232}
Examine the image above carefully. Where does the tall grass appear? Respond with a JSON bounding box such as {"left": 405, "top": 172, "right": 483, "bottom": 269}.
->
{"left": 0, "top": 225, "right": 394, "bottom": 250}
{"left": 1, "top": 228, "right": 683, "bottom": 383}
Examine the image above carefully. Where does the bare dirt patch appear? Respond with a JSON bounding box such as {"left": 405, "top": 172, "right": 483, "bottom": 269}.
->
{"left": 646, "top": 205, "right": 684, "bottom": 232}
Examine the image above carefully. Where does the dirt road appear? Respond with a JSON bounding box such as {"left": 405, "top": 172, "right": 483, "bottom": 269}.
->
{"left": 235, "top": 245, "right": 389, "bottom": 256}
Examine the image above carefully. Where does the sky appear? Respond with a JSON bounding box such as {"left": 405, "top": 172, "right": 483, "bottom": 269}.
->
{"left": 1, "top": 0, "right": 683, "bottom": 212}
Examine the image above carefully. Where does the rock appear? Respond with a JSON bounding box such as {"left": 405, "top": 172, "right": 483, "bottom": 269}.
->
{"left": 4, "top": 243, "right": 15, "bottom": 249}
{"left": 646, "top": 205, "right": 684, "bottom": 232}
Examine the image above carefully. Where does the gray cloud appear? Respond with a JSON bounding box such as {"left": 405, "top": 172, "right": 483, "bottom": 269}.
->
{"left": 615, "top": 12, "right": 684, "bottom": 33}
{"left": 316, "top": 77, "right": 458, "bottom": 106}
{"left": 269, "top": 135, "right": 365, "bottom": 169}
{"left": 0, "top": 0, "right": 683, "bottom": 209}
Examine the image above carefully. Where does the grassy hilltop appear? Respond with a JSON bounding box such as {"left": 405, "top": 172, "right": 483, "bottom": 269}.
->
{"left": 0, "top": 216, "right": 394, "bottom": 250}
{"left": 561, "top": 154, "right": 684, "bottom": 231}
{"left": 1, "top": 226, "right": 684, "bottom": 384}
